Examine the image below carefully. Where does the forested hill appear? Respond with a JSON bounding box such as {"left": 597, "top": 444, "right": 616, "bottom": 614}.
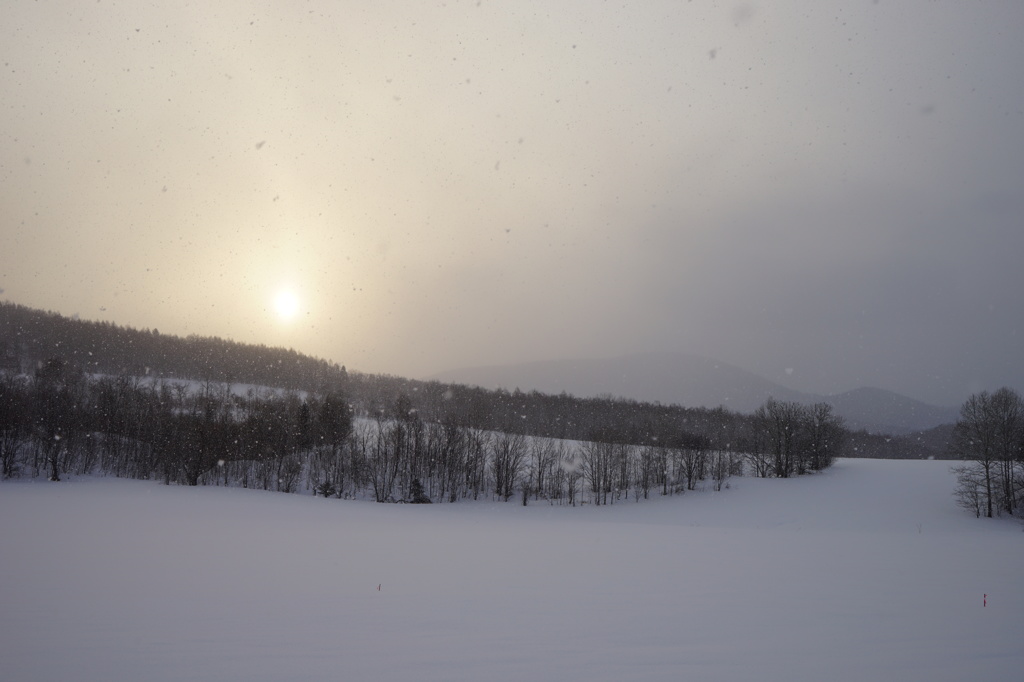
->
{"left": 0, "top": 302, "right": 734, "bottom": 445}
{"left": 0, "top": 302, "right": 348, "bottom": 392}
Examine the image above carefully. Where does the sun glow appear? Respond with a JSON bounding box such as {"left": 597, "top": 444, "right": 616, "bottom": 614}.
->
{"left": 272, "top": 289, "right": 300, "bottom": 322}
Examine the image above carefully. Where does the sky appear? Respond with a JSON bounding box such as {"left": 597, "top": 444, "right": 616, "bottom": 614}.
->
{"left": 2, "top": 0, "right": 1023, "bottom": 407}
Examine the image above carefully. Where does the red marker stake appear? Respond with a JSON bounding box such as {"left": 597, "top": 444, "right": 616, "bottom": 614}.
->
{"left": 983, "top": 593, "right": 986, "bottom": 607}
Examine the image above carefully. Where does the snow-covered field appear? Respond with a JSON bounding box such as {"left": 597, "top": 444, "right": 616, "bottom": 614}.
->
{"left": 2, "top": 459, "right": 1021, "bottom": 681}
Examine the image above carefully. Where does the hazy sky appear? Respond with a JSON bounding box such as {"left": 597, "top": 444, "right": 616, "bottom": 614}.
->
{"left": 3, "top": 1, "right": 1023, "bottom": 407}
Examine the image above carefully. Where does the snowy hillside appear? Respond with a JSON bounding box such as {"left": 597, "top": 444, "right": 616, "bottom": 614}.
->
{"left": 2, "top": 459, "right": 1021, "bottom": 682}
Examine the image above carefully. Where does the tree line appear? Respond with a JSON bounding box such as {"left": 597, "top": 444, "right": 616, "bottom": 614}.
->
{"left": 2, "top": 300, "right": 873, "bottom": 459}
{"left": 0, "top": 358, "right": 846, "bottom": 503}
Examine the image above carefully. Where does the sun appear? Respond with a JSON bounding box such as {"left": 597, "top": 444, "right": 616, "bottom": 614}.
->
{"left": 272, "top": 289, "right": 300, "bottom": 321}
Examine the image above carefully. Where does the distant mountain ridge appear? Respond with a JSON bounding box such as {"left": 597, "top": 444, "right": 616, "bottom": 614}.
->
{"left": 429, "top": 352, "right": 959, "bottom": 434}
{"left": 824, "top": 387, "right": 959, "bottom": 436}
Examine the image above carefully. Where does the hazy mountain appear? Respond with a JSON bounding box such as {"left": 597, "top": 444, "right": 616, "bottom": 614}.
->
{"left": 430, "top": 352, "right": 959, "bottom": 434}
{"left": 431, "top": 352, "right": 808, "bottom": 411}
{"left": 825, "top": 387, "right": 959, "bottom": 436}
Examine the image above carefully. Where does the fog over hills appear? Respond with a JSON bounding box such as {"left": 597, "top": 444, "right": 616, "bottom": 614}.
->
{"left": 430, "top": 352, "right": 959, "bottom": 434}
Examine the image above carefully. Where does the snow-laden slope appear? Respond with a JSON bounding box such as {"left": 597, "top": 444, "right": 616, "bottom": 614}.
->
{"left": 1, "top": 460, "right": 1021, "bottom": 682}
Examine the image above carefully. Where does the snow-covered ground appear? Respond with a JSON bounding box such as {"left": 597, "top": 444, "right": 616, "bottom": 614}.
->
{"left": 2, "top": 459, "right": 1021, "bottom": 681}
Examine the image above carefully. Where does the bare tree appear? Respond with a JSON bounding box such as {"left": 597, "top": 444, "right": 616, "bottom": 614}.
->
{"left": 464, "top": 428, "right": 490, "bottom": 500}
{"left": 950, "top": 392, "right": 999, "bottom": 518}
{"left": 636, "top": 444, "right": 660, "bottom": 499}
{"left": 744, "top": 417, "right": 773, "bottom": 479}
{"left": 561, "top": 445, "right": 583, "bottom": 507}
{"left": 675, "top": 433, "right": 709, "bottom": 491}
{"left": 949, "top": 388, "right": 1024, "bottom": 517}
{"left": 0, "top": 374, "right": 31, "bottom": 478}
{"left": 951, "top": 463, "right": 985, "bottom": 517}
{"left": 580, "top": 437, "right": 617, "bottom": 505}
{"left": 708, "top": 450, "right": 734, "bottom": 491}
{"left": 32, "top": 358, "right": 87, "bottom": 481}
{"left": 989, "top": 388, "right": 1023, "bottom": 516}
{"left": 431, "top": 417, "right": 467, "bottom": 503}
{"left": 611, "top": 442, "right": 634, "bottom": 503}
{"left": 801, "top": 402, "right": 847, "bottom": 473}
{"left": 528, "top": 437, "right": 559, "bottom": 501}
{"left": 753, "top": 398, "right": 804, "bottom": 478}
{"left": 490, "top": 431, "right": 528, "bottom": 501}
{"left": 366, "top": 416, "right": 405, "bottom": 503}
